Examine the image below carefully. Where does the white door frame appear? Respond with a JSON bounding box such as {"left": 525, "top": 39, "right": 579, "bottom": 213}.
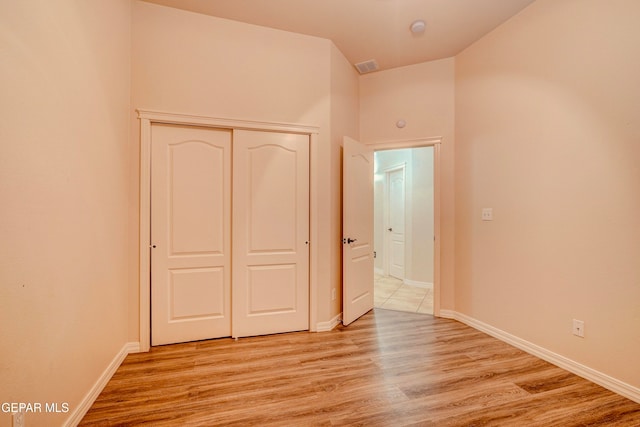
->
{"left": 137, "top": 109, "right": 319, "bottom": 352}
{"left": 381, "top": 163, "right": 406, "bottom": 279}
{"left": 366, "top": 136, "right": 442, "bottom": 316}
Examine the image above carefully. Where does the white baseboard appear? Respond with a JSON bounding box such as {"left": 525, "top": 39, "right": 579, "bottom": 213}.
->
{"left": 64, "top": 341, "right": 140, "bottom": 426}
{"left": 444, "top": 311, "right": 640, "bottom": 404}
{"left": 437, "top": 309, "right": 456, "bottom": 319}
{"left": 403, "top": 279, "right": 433, "bottom": 289}
{"left": 316, "top": 313, "right": 342, "bottom": 332}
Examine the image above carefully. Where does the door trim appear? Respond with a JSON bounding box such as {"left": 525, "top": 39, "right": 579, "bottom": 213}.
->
{"left": 137, "top": 109, "right": 319, "bottom": 352}
{"left": 366, "top": 136, "right": 442, "bottom": 317}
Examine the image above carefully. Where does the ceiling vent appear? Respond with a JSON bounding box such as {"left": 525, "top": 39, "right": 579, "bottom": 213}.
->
{"left": 354, "top": 59, "right": 379, "bottom": 74}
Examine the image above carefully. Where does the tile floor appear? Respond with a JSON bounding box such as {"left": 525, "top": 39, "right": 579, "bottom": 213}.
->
{"left": 374, "top": 273, "right": 433, "bottom": 315}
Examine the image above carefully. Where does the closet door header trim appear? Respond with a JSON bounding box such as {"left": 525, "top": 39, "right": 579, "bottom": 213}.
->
{"left": 137, "top": 109, "right": 320, "bottom": 135}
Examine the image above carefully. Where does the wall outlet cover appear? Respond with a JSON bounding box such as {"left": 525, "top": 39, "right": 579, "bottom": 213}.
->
{"left": 482, "top": 208, "right": 493, "bottom": 221}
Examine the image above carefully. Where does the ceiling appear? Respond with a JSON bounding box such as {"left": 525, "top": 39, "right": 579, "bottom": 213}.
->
{"left": 141, "top": 0, "right": 536, "bottom": 73}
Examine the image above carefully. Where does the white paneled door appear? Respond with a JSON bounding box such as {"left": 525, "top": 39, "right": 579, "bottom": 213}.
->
{"left": 232, "top": 130, "right": 310, "bottom": 338}
{"left": 387, "top": 168, "right": 405, "bottom": 279}
{"left": 151, "top": 125, "right": 309, "bottom": 345}
{"left": 342, "top": 137, "right": 374, "bottom": 326}
{"left": 151, "top": 124, "right": 232, "bottom": 346}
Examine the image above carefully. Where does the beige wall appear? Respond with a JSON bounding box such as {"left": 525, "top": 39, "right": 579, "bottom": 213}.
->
{"left": 359, "top": 58, "right": 456, "bottom": 310}
{"left": 0, "top": 1, "right": 132, "bottom": 426}
{"left": 411, "top": 147, "right": 435, "bottom": 283}
{"left": 455, "top": 0, "right": 640, "bottom": 387}
{"left": 131, "top": 1, "right": 358, "bottom": 333}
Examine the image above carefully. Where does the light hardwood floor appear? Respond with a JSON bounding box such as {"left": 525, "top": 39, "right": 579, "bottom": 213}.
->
{"left": 81, "top": 309, "right": 640, "bottom": 426}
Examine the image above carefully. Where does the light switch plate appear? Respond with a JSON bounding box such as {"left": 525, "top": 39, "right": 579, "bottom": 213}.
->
{"left": 573, "top": 319, "right": 585, "bottom": 337}
{"left": 482, "top": 208, "right": 493, "bottom": 221}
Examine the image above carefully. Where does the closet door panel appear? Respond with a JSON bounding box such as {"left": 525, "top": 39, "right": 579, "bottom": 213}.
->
{"left": 151, "top": 124, "right": 232, "bottom": 345}
{"left": 232, "top": 130, "right": 310, "bottom": 337}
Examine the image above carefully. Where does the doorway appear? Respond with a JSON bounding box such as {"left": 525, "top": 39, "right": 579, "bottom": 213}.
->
{"left": 372, "top": 146, "right": 434, "bottom": 314}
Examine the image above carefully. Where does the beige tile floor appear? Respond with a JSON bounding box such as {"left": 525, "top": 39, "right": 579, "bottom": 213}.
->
{"left": 374, "top": 273, "right": 433, "bottom": 315}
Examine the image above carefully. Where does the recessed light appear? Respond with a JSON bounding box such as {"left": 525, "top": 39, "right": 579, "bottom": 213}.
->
{"left": 410, "top": 20, "right": 426, "bottom": 34}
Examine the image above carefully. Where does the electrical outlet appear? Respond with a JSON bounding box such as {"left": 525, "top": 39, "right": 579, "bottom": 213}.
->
{"left": 13, "top": 411, "right": 25, "bottom": 427}
{"left": 331, "top": 288, "right": 336, "bottom": 301}
{"left": 572, "top": 319, "right": 585, "bottom": 338}
{"left": 482, "top": 208, "right": 493, "bottom": 221}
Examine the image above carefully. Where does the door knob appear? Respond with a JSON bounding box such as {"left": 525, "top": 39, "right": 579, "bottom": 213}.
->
{"left": 347, "top": 238, "right": 357, "bottom": 244}
{"left": 388, "top": 228, "right": 393, "bottom": 232}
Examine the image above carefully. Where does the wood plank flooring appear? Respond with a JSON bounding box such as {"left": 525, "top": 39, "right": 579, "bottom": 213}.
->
{"left": 81, "top": 309, "right": 640, "bottom": 426}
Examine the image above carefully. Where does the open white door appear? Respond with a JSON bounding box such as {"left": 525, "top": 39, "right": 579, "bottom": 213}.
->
{"left": 342, "top": 137, "right": 374, "bottom": 325}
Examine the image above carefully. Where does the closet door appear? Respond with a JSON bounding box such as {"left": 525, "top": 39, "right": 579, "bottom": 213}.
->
{"left": 151, "top": 124, "right": 231, "bottom": 345}
{"left": 232, "top": 130, "right": 310, "bottom": 337}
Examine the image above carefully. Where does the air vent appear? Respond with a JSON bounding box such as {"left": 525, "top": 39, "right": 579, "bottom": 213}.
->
{"left": 354, "top": 59, "right": 379, "bottom": 74}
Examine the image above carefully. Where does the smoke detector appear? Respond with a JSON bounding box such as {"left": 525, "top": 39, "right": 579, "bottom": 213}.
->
{"left": 354, "top": 59, "right": 379, "bottom": 74}
{"left": 410, "top": 20, "right": 426, "bottom": 34}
